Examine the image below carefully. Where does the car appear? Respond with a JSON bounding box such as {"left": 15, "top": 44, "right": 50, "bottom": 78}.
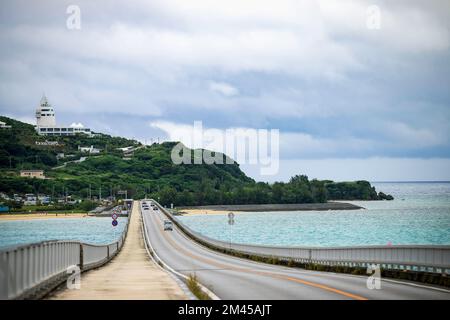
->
{"left": 142, "top": 206, "right": 149, "bottom": 210}
{"left": 153, "top": 206, "right": 158, "bottom": 211}
{"left": 163, "top": 220, "right": 173, "bottom": 231}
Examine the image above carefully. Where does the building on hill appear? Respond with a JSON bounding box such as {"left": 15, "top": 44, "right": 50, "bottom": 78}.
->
{"left": 24, "top": 194, "right": 37, "bottom": 206}
{"left": 35, "top": 95, "right": 92, "bottom": 136}
{"left": 0, "top": 120, "right": 12, "bottom": 129}
{"left": 20, "top": 170, "right": 46, "bottom": 179}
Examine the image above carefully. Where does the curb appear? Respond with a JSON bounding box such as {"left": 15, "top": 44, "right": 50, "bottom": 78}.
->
{"left": 139, "top": 203, "right": 220, "bottom": 300}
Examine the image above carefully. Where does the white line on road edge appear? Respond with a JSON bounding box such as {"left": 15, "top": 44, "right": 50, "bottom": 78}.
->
{"left": 140, "top": 206, "right": 220, "bottom": 300}
{"left": 140, "top": 213, "right": 195, "bottom": 300}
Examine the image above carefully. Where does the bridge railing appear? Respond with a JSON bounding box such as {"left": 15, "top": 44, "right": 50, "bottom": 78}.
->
{"left": 153, "top": 200, "right": 450, "bottom": 275}
{"left": 0, "top": 209, "right": 131, "bottom": 300}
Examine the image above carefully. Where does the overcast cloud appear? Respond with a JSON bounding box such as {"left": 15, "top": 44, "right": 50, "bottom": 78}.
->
{"left": 0, "top": 0, "right": 449, "bottom": 181}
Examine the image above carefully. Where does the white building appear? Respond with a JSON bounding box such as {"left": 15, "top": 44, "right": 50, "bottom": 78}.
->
{"left": 24, "top": 194, "right": 37, "bottom": 206}
{"left": 0, "top": 121, "right": 12, "bottom": 129}
{"left": 20, "top": 170, "right": 46, "bottom": 179}
{"left": 35, "top": 95, "right": 92, "bottom": 136}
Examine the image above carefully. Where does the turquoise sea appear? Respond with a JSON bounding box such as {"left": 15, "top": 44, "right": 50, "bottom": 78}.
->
{"left": 177, "top": 182, "right": 450, "bottom": 247}
{"left": 0, "top": 217, "right": 127, "bottom": 249}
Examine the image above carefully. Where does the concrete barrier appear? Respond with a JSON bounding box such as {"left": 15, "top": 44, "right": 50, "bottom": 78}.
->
{"left": 153, "top": 200, "right": 450, "bottom": 275}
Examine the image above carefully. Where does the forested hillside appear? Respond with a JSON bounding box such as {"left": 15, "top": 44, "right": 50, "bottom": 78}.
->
{"left": 0, "top": 116, "right": 393, "bottom": 206}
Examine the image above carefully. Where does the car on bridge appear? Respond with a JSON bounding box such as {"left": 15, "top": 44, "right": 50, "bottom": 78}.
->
{"left": 163, "top": 220, "right": 173, "bottom": 231}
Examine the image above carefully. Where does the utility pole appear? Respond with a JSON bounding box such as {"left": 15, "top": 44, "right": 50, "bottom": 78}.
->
{"left": 89, "top": 184, "right": 91, "bottom": 200}
{"left": 99, "top": 186, "right": 102, "bottom": 202}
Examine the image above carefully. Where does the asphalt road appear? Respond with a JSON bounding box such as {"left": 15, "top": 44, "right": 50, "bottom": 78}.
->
{"left": 141, "top": 202, "right": 450, "bottom": 300}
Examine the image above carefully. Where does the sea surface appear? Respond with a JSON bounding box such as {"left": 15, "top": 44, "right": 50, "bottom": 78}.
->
{"left": 0, "top": 217, "right": 127, "bottom": 249}
{"left": 177, "top": 182, "right": 450, "bottom": 247}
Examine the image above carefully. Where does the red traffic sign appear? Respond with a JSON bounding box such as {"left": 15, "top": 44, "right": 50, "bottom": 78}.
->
{"left": 112, "top": 213, "right": 118, "bottom": 220}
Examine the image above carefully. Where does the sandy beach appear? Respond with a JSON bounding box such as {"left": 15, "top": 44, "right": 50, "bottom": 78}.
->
{"left": 177, "top": 202, "right": 363, "bottom": 216}
{"left": 0, "top": 213, "right": 91, "bottom": 221}
{"left": 178, "top": 209, "right": 243, "bottom": 216}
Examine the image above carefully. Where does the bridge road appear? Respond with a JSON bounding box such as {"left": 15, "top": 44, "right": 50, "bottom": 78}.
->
{"left": 144, "top": 202, "right": 450, "bottom": 300}
{"left": 48, "top": 201, "right": 187, "bottom": 300}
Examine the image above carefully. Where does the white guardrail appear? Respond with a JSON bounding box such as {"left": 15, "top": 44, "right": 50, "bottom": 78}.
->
{"left": 152, "top": 200, "right": 450, "bottom": 275}
{"left": 0, "top": 211, "right": 130, "bottom": 300}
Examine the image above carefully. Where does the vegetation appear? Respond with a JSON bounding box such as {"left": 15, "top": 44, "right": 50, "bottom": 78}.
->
{"left": 186, "top": 274, "right": 211, "bottom": 300}
{"left": 1, "top": 201, "right": 97, "bottom": 213}
{"left": 0, "top": 116, "right": 393, "bottom": 206}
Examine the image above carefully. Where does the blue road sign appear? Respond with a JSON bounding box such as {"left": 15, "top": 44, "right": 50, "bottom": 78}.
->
{"left": 112, "top": 220, "right": 118, "bottom": 227}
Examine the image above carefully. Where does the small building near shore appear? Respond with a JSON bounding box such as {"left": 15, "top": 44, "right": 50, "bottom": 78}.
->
{"left": 24, "top": 194, "right": 37, "bottom": 206}
{"left": 20, "top": 170, "right": 45, "bottom": 179}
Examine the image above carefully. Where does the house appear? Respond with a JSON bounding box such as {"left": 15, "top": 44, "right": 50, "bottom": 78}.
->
{"left": 0, "top": 121, "right": 12, "bottom": 129}
{"left": 38, "top": 195, "right": 51, "bottom": 205}
{"left": 20, "top": 170, "right": 45, "bottom": 179}
{"left": 0, "top": 192, "right": 10, "bottom": 201}
{"left": 24, "top": 194, "right": 37, "bottom": 206}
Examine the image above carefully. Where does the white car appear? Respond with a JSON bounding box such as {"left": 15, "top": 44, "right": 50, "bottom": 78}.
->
{"left": 163, "top": 220, "right": 173, "bottom": 231}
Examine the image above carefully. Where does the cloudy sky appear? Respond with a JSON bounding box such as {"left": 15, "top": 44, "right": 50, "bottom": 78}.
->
{"left": 1, "top": 0, "right": 449, "bottom": 182}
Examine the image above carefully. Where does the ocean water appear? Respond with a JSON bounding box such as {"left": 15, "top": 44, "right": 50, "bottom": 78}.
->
{"left": 178, "top": 182, "right": 450, "bottom": 247}
{"left": 0, "top": 217, "right": 127, "bottom": 249}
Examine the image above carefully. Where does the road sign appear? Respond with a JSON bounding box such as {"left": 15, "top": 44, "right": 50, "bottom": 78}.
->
{"left": 112, "top": 220, "right": 118, "bottom": 227}
{"left": 112, "top": 213, "right": 118, "bottom": 220}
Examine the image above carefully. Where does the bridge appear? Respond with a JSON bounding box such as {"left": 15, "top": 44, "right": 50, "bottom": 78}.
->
{"left": 1, "top": 200, "right": 449, "bottom": 299}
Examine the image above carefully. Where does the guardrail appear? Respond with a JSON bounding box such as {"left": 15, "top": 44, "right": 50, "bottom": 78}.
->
{"left": 0, "top": 209, "right": 131, "bottom": 300}
{"left": 152, "top": 200, "right": 450, "bottom": 275}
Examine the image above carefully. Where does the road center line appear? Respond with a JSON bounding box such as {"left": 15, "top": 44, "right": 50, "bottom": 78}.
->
{"left": 149, "top": 211, "right": 368, "bottom": 301}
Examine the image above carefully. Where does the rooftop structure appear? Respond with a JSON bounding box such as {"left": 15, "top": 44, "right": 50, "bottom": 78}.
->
{"left": 0, "top": 121, "right": 12, "bottom": 129}
{"left": 35, "top": 95, "right": 92, "bottom": 136}
{"left": 20, "top": 170, "right": 45, "bottom": 179}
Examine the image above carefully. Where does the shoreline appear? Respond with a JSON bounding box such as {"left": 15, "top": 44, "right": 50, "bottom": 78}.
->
{"left": 0, "top": 212, "right": 92, "bottom": 221}
{"left": 178, "top": 202, "right": 363, "bottom": 216}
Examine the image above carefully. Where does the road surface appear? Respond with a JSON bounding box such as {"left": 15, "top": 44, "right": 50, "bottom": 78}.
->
{"left": 142, "top": 202, "right": 450, "bottom": 300}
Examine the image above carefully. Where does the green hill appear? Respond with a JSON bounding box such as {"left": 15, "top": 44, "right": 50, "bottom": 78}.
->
{"left": 0, "top": 116, "right": 393, "bottom": 206}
